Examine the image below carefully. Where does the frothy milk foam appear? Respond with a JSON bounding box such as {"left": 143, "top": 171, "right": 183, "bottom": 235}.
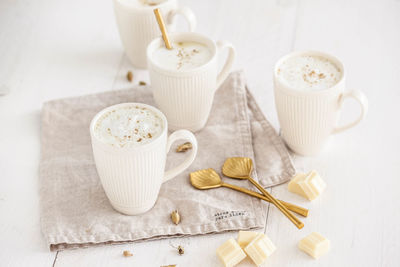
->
{"left": 94, "top": 105, "right": 164, "bottom": 148}
{"left": 277, "top": 55, "right": 342, "bottom": 91}
{"left": 152, "top": 41, "right": 212, "bottom": 70}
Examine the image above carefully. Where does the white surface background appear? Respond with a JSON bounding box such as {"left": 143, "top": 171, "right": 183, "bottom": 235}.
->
{"left": 1, "top": 0, "right": 400, "bottom": 266}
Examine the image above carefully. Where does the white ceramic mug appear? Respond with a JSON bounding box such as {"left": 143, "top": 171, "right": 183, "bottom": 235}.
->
{"left": 273, "top": 51, "right": 368, "bottom": 156}
{"left": 147, "top": 32, "right": 236, "bottom": 132}
{"left": 113, "top": 0, "right": 196, "bottom": 68}
{"left": 90, "top": 103, "right": 198, "bottom": 215}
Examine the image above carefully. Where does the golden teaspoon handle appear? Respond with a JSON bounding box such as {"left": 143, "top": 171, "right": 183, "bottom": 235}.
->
{"left": 277, "top": 200, "right": 309, "bottom": 217}
{"left": 221, "top": 183, "right": 308, "bottom": 217}
{"left": 247, "top": 177, "right": 304, "bottom": 229}
{"left": 154, "top": 8, "right": 173, "bottom": 49}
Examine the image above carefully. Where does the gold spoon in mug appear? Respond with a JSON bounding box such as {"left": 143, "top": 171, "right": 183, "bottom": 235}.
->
{"left": 222, "top": 157, "right": 304, "bottom": 229}
{"left": 154, "top": 8, "right": 173, "bottom": 49}
{"left": 189, "top": 168, "right": 308, "bottom": 217}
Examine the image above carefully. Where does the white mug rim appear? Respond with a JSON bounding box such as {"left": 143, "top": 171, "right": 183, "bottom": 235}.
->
{"left": 274, "top": 50, "right": 345, "bottom": 95}
{"left": 90, "top": 102, "right": 168, "bottom": 151}
{"left": 147, "top": 32, "right": 217, "bottom": 74}
{"left": 113, "top": 0, "right": 176, "bottom": 13}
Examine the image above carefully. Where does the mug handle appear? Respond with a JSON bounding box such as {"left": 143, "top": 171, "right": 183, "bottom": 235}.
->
{"left": 167, "top": 7, "right": 197, "bottom": 32}
{"left": 333, "top": 90, "right": 368, "bottom": 134}
{"left": 216, "top": 41, "right": 236, "bottom": 90}
{"left": 163, "top": 129, "right": 198, "bottom": 183}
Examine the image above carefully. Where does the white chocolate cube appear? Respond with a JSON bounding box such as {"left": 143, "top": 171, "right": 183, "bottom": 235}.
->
{"left": 237, "top": 231, "right": 259, "bottom": 248}
{"left": 298, "top": 232, "right": 330, "bottom": 259}
{"left": 244, "top": 233, "right": 276, "bottom": 266}
{"left": 216, "top": 238, "right": 246, "bottom": 267}
{"left": 288, "top": 173, "right": 306, "bottom": 196}
{"left": 288, "top": 170, "right": 326, "bottom": 200}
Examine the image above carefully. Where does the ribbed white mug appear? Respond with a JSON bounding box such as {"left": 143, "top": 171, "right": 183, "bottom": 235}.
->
{"left": 274, "top": 51, "right": 368, "bottom": 156}
{"left": 90, "top": 103, "right": 198, "bottom": 215}
{"left": 113, "top": 0, "right": 196, "bottom": 69}
{"left": 147, "top": 32, "right": 236, "bottom": 132}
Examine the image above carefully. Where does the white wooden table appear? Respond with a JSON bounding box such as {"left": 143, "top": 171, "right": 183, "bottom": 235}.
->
{"left": 1, "top": 0, "right": 400, "bottom": 266}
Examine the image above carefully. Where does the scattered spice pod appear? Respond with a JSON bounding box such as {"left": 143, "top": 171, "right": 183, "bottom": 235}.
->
{"left": 161, "top": 265, "right": 176, "bottom": 267}
{"left": 171, "top": 210, "right": 180, "bottom": 225}
{"left": 176, "top": 142, "right": 192, "bottom": 152}
{"left": 127, "top": 71, "right": 133, "bottom": 82}
{"left": 123, "top": 250, "right": 133, "bottom": 257}
{"left": 139, "top": 81, "right": 146, "bottom": 86}
{"left": 177, "top": 245, "right": 184, "bottom": 255}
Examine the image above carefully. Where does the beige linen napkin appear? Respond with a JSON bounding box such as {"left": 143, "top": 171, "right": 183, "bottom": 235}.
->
{"left": 39, "top": 71, "right": 295, "bottom": 251}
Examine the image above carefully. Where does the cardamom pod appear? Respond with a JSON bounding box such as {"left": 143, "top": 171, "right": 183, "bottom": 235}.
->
{"left": 127, "top": 71, "right": 133, "bottom": 82}
{"left": 176, "top": 142, "right": 192, "bottom": 152}
{"left": 178, "top": 245, "right": 184, "bottom": 255}
{"left": 171, "top": 210, "right": 180, "bottom": 225}
{"left": 123, "top": 250, "right": 133, "bottom": 257}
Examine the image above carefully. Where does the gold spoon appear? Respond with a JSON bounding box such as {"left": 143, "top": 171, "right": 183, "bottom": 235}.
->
{"left": 222, "top": 157, "right": 304, "bottom": 229}
{"left": 154, "top": 8, "right": 173, "bottom": 49}
{"left": 189, "top": 168, "right": 308, "bottom": 217}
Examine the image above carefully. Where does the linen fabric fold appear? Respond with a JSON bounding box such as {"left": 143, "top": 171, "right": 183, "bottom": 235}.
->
{"left": 39, "top": 71, "right": 295, "bottom": 251}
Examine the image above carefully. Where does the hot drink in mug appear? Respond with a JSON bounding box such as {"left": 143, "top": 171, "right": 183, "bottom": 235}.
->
{"left": 113, "top": 0, "right": 196, "bottom": 68}
{"left": 147, "top": 32, "right": 236, "bottom": 132}
{"left": 90, "top": 103, "right": 198, "bottom": 215}
{"left": 274, "top": 51, "right": 368, "bottom": 156}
